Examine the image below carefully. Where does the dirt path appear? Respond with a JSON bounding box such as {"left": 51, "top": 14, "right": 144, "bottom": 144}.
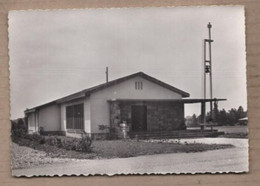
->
{"left": 11, "top": 143, "right": 69, "bottom": 169}
{"left": 13, "top": 138, "right": 248, "bottom": 176}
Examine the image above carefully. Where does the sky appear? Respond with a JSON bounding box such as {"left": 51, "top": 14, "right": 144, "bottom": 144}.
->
{"left": 8, "top": 6, "right": 247, "bottom": 119}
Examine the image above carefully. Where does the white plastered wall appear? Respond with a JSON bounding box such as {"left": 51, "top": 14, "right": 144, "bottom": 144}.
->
{"left": 60, "top": 97, "right": 91, "bottom": 133}
{"left": 38, "top": 104, "right": 60, "bottom": 132}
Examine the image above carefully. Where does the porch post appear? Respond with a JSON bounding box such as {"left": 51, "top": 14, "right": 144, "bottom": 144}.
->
{"left": 200, "top": 101, "right": 206, "bottom": 130}
{"left": 110, "top": 101, "right": 121, "bottom": 128}
{"left": 109, "top": 101, "right": 122, "bottom": 138}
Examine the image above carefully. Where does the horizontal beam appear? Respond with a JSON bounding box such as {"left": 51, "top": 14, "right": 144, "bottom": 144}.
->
{"left": 107, "top": 98, "right": 227, "bottom": 104}
{"left": 204, "top": 39, "right": 214, "bottom": 42}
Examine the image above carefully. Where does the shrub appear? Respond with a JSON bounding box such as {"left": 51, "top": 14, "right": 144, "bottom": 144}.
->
{"left": 39, "top": 127, "right": 44, "bottom": 135}
{"left": 60, "top": 137, "right": 78, "bottom": 150}
{"left": 99, "top": 124, "right": 118, "bottom": 140}
{"left": 57, "top": 135, "right": 92, "bottom": 152}
{"left": 76, "top": 135, "right": 92, "bottom": 152}
{"left": 179, "top": 122, "right": 187, "bottom": 130}
{"left": 24, "top": 133, "right": 44, "bottom": 142}
{"left": 11, "top": 119, "right": 27, "bottom": 138}
{"left": 39, "top": 137, "right": 46, "bottom": 144}
{"left": 45, "top": 136, "right": 59, "bottom": 146}
{"left": 13, "top": 131, "right": 92, "bottom": 153}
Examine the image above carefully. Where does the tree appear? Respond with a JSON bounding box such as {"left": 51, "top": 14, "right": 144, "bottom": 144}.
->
{"left": 228, "top": 108, "right": 237, "bottom": 125}
{"left": 191, "top": 114, "right": 198, "bottom": 126}
{"left": 193, "top": 105, "right": 247, "bottom": 126}
{"left": 11, "top": 118, "right": 27, "bottom": 138}
{"left": 217, "top": 109, "right": 227, "bottom": 125}
{"left": 185, "top": 114, "right": 199, "bottom": 127}
{"left": 215, "top": 106, "right": 247, "bottom": 126}
{"left": 237, "top": 106, "right": 246, "bottom": 119}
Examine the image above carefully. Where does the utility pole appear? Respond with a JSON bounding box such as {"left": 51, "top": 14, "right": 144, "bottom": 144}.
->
{"left": 203, "top": 22, "right": 214, "bottom": 122}
{"left": 106, "top": 67, "right": 108, "bottom": 83}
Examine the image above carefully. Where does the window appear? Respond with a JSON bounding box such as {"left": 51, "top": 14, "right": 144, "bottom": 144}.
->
{"left": 28, "top": 113, "right": 35, "bottom": 127}
{"left": 66, "top": 103, "right": 84, "bottom": 130}
{"left": 29, "top": 116, "right": 34, "bottom": 127}
{"left": 135, "top": 81, "right": 143, "bottom": 90}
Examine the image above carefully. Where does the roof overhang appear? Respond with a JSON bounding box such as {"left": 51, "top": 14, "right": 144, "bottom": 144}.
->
{"left": 56, "top": 92, "right": 86, "bottom": 104}
{"left": 107, "top": 98, "right": 227, "bottom": 103}
{"left": 181, "top": 98, "right": 227, "bottom": 104}
{"left": 24, "top": 108, "right": 36, "bottom": 115}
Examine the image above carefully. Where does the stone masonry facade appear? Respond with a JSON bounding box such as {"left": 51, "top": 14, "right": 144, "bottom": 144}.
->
{"left": 109, "top": 100, "right": 185, "bottom": 135}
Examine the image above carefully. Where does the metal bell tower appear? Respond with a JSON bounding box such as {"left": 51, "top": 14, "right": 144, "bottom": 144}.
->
{"left": 203, "top": 22, "right": 214, "bottom": 120}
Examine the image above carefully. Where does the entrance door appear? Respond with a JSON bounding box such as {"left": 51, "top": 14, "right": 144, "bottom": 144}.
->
{"left": 131, "top": 105, "right": 147, "bottom": 132}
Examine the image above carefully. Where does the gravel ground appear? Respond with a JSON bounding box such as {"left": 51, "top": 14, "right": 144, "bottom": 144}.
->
{"left": 11, "top": 143, "right": 69, "bottom": 169}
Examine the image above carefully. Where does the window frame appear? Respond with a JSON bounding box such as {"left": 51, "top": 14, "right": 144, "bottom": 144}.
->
{"left": 66, "top": 103, "right": 84, "bottom": 130}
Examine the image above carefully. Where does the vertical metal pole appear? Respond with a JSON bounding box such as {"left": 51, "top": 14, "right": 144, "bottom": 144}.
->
{"left": 203, "top": 40, "right": 206, "bottom": 100}
{"left": 106, "top": 67, "right": 108, "bottom": 83}
{"left": 203, "top": 39, "right": 207, "bottom": 126}
{"left": 208, "top": 23, "right": 213, "bottom": 120}
{"left": 201, "top": 101, "right": 206, "bottom": 130}
{"left": 34, "top": 112, "right": 37, "bottom": 133}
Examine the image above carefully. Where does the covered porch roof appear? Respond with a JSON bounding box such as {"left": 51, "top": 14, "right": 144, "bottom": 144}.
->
{"left": 107, "top": 98, "right": 227, "bottom": 104}
{"left": 108, "top": 98, "right": 226, "bottom": 128}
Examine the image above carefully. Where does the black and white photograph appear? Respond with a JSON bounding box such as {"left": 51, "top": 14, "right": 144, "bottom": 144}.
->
{"left": 8, "top": 6, "right": 248, "bottom": 176}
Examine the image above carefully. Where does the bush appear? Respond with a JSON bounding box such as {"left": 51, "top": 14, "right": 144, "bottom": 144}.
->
{"left": 56, "top": 135, "right": 92, "bottom": 152}
{"left": 99, "top": 124, "right": 118, "bottom": 140}
{"left": 39, "top": 127, "right": 44, "bottom": 135}
{"left": 59, "top": 137, "right": 78, "bottom": 150}
{"left": 76, "top": 135, "right": 92, "bottom": 152}
{"left": 24, "top": 133, "right": 44, "bottom": 142}
{"left": 44, "top": 135, "right": 92, "bottom": 152}
{"left": 11, "top": 119, "right": 27, "bottom": 138}
{"left": 39, "top": 137, "right": 46, "bottom": 144}
{"left": 45, "top": 136, "right": 59, "bottom": 146}
{"left": 179, "top": 122, "right": 187, "bottom": 130}
{"left": 13, "top": 129, "right": 92, "bottom": 153}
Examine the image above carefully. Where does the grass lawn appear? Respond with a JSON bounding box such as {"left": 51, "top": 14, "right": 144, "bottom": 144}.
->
{"left": 216, "top": 126, "right": 248, "bottom": 138}
{"left": 92, "top": 140, "right": 234, "bottom": 158}
{"left": 13, "top": 137, "right": 234, "bottom": 162}
{"left": 214, "top": 125, "right": 248, "bottom": 134}
{"left": 187, "top": 125, "right": 248, "bottom": 138}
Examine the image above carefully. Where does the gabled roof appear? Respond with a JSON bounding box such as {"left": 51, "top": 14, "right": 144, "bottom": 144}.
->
{"left": 56, "top": 72, "right": 189, "bottom": 103}
{"left": 25, "top": 72, "right": 189, "bottom": 113}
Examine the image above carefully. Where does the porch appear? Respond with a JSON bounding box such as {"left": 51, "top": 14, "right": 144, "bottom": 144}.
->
{"left": 108, "top": 99, "right": 185, "bottom": 134}
{"left": 108, "top": 98, "right": 226, "bottom": 139}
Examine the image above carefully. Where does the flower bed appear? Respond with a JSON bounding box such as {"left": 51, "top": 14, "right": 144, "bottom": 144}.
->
{"left": 12, "top": 134, "right": 92, "bottom": 153}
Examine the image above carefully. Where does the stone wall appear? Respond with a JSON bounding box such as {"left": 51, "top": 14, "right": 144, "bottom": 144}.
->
{"left": 110, "top": 102, "right": 121, "bottom": 128}
{"left": 146, "top": 102, "right": 184, "bottom": 131}
{"left": 109, "top": 101, "right": 123, "bottom": 138}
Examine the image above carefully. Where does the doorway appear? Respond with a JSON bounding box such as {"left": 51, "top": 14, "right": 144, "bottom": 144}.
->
{"left": 131, "top": 105, "right": 147, "bottom": 132}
